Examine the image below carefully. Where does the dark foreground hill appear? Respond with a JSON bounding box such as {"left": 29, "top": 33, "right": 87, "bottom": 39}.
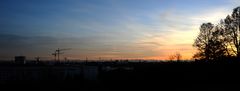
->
{"left": 1, "top": 61, "right": 240, "bottom": 90}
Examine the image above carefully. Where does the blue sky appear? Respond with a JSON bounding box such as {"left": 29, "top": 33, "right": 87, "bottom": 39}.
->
{"left": 0, "top": 0, "right": 239, "bottom": 60}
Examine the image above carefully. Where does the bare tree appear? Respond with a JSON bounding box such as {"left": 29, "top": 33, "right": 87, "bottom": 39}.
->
{"left": 176, "top": 52, "right": 182, "bottom": 61}
{"left": 224, "top": 7, "right": 240, "bottom": 58}
{"left": 193, "top": 23, "right": 214, "bottom": 60}
{"left": 168, "top": 52, "right": 182, "bottom": 61}
{"left": 168, "top": 55, "right": 175, "bottom": 61}
{"left": 193, "top": 6, "right": 240, "bottom": 61}
{"left": 193, "top": 22, "right": 229, "bottom": 61}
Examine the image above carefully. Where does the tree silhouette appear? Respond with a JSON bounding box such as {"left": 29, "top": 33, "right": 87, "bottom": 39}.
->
{"left": 193, "top": 23, "right": 228, "bottom": 61}
{"left": 192, "top": 6, "right": 240, "bottom": 61}
{"left": 168, "top": 52, "right": 182, "bottom": 61}
{"left": 176, "top": 52, "right": 182, "bottom": 61}
{"left": 168, "top": 55, "right": 175, "bottom": 61}
{"left": 223, "top": 7, "right": 240, "bottom": 58}
{"left": 193, "top": 23, "right": 214, "bottom": 60}
{"left": 207, "top": 25, "right": 228, "bottom": 60}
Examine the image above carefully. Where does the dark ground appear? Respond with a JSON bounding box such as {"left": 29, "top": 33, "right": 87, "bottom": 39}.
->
{"left": 1, "top": 62, "right": 240, "bottom": 91}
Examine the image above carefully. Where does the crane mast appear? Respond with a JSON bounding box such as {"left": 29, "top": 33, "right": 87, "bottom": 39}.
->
{"left": 52, "top": 48, "right": 71, "bottom": 61}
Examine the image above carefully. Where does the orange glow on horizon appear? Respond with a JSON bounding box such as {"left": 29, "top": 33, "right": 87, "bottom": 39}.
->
{"left": 61, "top": 46, "right": 196, "bottom": 61}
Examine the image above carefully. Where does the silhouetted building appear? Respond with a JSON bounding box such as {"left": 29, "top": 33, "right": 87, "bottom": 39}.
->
{"left": 15, "top": 56, "right": 26, "bottom": 64}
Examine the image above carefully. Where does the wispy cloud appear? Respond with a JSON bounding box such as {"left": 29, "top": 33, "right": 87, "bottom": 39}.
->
{"left": 111, "top": 5, "right": 234, "bottom": 60}
{"left": 0, "top": 0, "right": 238, "bottom": 60}
{"left": 190, "top": 8, "right": 232, "bottom": 24}
{"left": 229, "top": 0, "right": 240, "bottom": 6}
{"left": 0, "top": 34, "right": 60, "bottom": 59}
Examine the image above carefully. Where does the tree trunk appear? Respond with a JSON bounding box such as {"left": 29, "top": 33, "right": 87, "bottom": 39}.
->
{"left": 237, "top": 52, "right": 240, "bottom": 59}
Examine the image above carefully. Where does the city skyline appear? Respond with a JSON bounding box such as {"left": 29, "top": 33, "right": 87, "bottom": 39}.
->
{"left": 0, "top": 0, "right": 239, "bottom": 60}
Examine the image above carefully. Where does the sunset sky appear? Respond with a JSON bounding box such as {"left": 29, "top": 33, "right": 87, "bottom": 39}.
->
{"left": 0, "top": 0, "right": 239, "bottom": 60}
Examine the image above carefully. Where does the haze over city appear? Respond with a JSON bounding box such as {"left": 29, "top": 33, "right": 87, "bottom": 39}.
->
{"left": 0, "top": 0, "right": 239, "bottom": 60}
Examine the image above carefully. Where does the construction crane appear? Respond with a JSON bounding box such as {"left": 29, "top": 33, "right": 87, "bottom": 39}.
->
{"left": 52, "top": 48, "right": 71, "bottom": 61}
{"left": 52, "top": 52, "right": 58, "bottom": 61}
